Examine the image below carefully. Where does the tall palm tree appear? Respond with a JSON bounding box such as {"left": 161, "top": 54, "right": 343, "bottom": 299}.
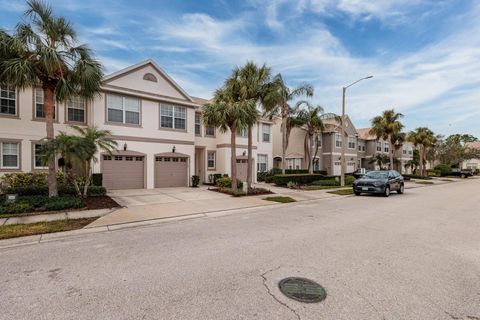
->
{"left": 391, "top": 131, "right": 406, "bottom": 171}
{"left": 295, "top": 102, "right": 338, "bottom": 173}
{"left": 263, "top": 74, "right": 314, "bottom": 174}
{"left": 369, "top": 109, "right": 404, "bottom": 170}
{"left": 407, "top": 127, "right": 436, "bottom": 176}
{"left": 0, "top": 0, "right": 103, "bottom": 197}
{"left": 225, "top": 62, "right": 271, "bottom": 190}
{"left": 203, "top": 88, "right": 257, "bottom": 192}
{"left": 70, "top": 125, "right": 117, "bottom": 196}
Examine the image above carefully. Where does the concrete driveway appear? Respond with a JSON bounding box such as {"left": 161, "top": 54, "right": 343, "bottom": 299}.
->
{"left": 108, "top": 186, "right": 230, "bottom": 207}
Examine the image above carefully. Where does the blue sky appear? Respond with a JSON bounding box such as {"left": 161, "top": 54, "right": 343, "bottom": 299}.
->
{"left": 1, "top": 0, "right": 479, "bottom": 137}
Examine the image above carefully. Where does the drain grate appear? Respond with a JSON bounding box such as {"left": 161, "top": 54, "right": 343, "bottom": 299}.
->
{"left": 278, "top": 277, "right": 326, "bottom": 303}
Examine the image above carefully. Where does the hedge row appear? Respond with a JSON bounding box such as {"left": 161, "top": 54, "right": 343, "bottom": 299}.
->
{"left": 3, "top": 185, "right": 106, "bottom": 197}
{"left": 272, "top": 174, "right": 326, "bottom": 186}
{"left": 0, "top": 195, "right": 85, "bottom": 214}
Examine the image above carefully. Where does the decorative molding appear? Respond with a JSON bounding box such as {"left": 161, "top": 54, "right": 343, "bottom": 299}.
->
{"left": 111, "top": 135, "right": 194, "bottom": 145}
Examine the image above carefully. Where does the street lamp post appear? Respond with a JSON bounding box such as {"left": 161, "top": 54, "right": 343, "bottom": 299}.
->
{"left": 340, "top": 76, "right": 373, "bottom": 187}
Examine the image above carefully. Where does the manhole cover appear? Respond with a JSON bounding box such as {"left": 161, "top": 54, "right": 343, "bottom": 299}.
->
{"left": 278, "top": 277, "right": 326, "bottom": 303}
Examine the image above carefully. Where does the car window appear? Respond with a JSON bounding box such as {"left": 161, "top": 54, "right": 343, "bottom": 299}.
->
{"left": 364, "top": 171, "right": 388, "bottom": 179}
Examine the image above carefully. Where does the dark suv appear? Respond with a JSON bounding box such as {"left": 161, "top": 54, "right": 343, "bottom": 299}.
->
{"left": 352, "top": 170, "right": 404, "bottom": 197}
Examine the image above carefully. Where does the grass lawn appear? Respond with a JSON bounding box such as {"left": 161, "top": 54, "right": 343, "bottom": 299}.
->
{"left": 0, "top": 218, "right": 97, "bottom": 240}
{"left": 263, "top": 196, "right": 296, "bottom": 203}
{"left": 416, "top": 181, "right": 434, "bottom": 185}
{"left": 303, "top": 185, "right": 340, "bottom": 190}
{"left": 327, "top": 188, "right": 354, "bottom": 196}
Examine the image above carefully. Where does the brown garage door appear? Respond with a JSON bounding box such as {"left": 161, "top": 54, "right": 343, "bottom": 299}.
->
{"left": 155, "top": 156, "right": 188, "bottom": 188}
{"left": 102, "top": 155, "right": 145, "bottom": 190}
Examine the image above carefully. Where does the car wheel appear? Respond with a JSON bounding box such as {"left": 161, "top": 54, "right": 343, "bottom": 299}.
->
{"left": 397, "top": 183, "right": 404, "bottom": 194}
{"left": 384, "top": 185, "right": 390, "bottom": 197}
{"left": 354, "top": 191, "right": 361, "bottom": 196}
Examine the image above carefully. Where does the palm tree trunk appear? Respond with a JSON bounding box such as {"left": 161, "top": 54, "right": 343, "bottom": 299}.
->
{"left": 230, "top": 126, "right": 238, "bottom": 192}
{"left": 44, "top": 86, "right": 58, "bottom": 197}
{"left": 246, "top": 126, "right": 253, "bottom": 192}
{"left": 419, "top": 145, "right": 424, "bottom": 176}
{"left": 389, "top": 136, "right": 394, "bottom": 170}
{"left": 304, "top": 134, "right": 311, "bottom": 173}
{"left": 312, "top": 136, "right": 320, "bottom": 173}
{"left": 282, "top": 116, "right": 287, "bottom": 174}
{"left": 82, "top": 160, "right": 91, "bottom": 198}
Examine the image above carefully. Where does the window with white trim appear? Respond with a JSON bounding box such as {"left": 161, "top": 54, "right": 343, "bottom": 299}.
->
{"left": 35, "top": 88, "right": 56, "bottom": 119}
{"left": 34, "top": 143, "right": 48, "bottom": 169}
{"left": 195, "top": 112, "right": 201, "bottom": 136}
{"left": 207, "top": 151, "right": 216, "bottom": 169}
{"left": 67, "top": 96, "right": 86, "bottom": 123}
{"left": 262, "top": 124, "right": 271, "bottom": 142}
{"left": 348, "top": 136, "right": 356, "bottom": 149}
{"left": 107, "top": 94, "right": 140, "bottom": 125}
{"left": 286, "top": 158, "right": 301, "bottom": 170}
{"left": 376, "top": 141, "right": 382, "bottom": 152}
{"left": 160, "top": 104, "right": 186, "bottom": 130}
{"left": 0, "top": 86, "right": 16, "bottom": 116}
{"left": 205, "top": 126, "right": 215, "bottom": 137}
{"left": 384, "top": 142, "right": 389, "bottom": 153}
{"left": 358, "top": 141, "right": 366, "bottom": 152}
{"left": 257, "top": 154, "right": 268, "bottom": 172}
{"left": 335, "top": 133, "right": 342, "bottom": 148}
{"left": 1, "top": 142, "right": 19, "bottom": 169}
{"left": 313, "top": 158, "right": 320, "bottom": 171}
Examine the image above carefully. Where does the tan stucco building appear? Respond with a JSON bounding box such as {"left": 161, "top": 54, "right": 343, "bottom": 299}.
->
{"left": 0, "top": 60, "right": 273, "bottom": 189}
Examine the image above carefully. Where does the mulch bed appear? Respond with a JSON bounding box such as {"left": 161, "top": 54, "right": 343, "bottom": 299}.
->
{"left": 208, "top": 187, "right": 274, "bottom": 197}
{"left": 84, "top": 196, "right": 121, "bottom": 210}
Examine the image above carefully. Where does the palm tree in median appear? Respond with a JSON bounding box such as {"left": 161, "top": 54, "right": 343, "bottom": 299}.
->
{"left": 369, "top": 109, "right": 404, "bottom": 170}
{"left": 202, "top": 88, "right": 257, "bottom": 192}
{"left": 225, "top": 62, "right": 271, "bottom": 190}
{"left": 263, "top": 74, "right": 314, "bottom": 174}
{"left": 407, "top": 127, "right": 436, "bottom": 176}
{"left": 0, "top": 0, "right": 103, "bottom": 197}
{"left": 295, "top": 102, "right": 338, "bottom": 173}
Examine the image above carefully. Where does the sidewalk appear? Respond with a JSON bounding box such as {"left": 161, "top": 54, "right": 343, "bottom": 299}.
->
{"left": 0, "top": 208, "right": 115, "bottom": 226}
{"left": 86, "top": 187, "right": 339, "bottom": 228}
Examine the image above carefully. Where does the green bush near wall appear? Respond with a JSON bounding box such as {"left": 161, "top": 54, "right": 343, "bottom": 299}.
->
{"left": 272, "top": 174, "right": 326, "bottom": 186}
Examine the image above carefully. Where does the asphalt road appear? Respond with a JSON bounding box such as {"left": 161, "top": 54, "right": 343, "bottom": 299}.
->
{"left": 1, "top": 179, "right": 479, "bottom": 320}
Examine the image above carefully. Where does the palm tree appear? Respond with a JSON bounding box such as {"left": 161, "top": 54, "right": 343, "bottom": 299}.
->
{"left": 263, "top": 74, "right": 314, "bottom": 174}
{"left": 295, "top": 102, "right": 338, "bottom": 173}
{"left": 407, "top": 127, "right": 436, "bottom": 176}
{"left": 225, "top": 62, "right": 271, "bottom": 190}
{"left": 203, "top": 88, "right": 257, "bottom": 192}
{"left": 370, "top": 109, "right": 404, "bottom": 170}
{"left": 369, "top": 153, "right": 390, "bottom": 170}
{"left": 41, "top": 125, "right": 116, "bottom": 197}
{"left": 0, "top": 0, "right": 103, "bottom": 197}
{"left": 70, "top": 125, "right": 117, "bottom": 196}
{"left": 391, "top": 131, "right": 406, "bottom": 171}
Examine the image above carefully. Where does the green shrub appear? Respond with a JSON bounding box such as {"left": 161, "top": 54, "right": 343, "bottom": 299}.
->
{"left": 0, "top": 171, "right": 70, "bottom": 191}
{"left": 1, "top": 202, "right": 34, "bottom": 214}
{"left": 312, "top": 179, "right": 339, "bottom": 186}
{"left": 87, "top": 186, "right": 107, "bottom": 196}
{"left": 403, "top": 174, "right": 432, "bottom": 180}
{"left": 345, "top": 175, "right": 356, "bottom": 185}
{"left": 44, "top": 196, "right": 85, "bottom": 211}
{"left": 426, "top": 169, "right": 441, "bottom": 177}
{"left": 191, "top": 175, "right": 200, "bottom": 187}
{"left": 434, "top": 164, "right": 452, "bottom": 176}
{"left": 216, "top": 177, "right": 243, "bottom": 189}
{"left": 272, "top": 174, "right": 325, "bottom": 186}
{"left": 211, "top": 173, "right": 223, "bottom": 184}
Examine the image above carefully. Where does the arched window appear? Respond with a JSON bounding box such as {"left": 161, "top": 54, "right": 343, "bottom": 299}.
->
{"left": 143, "top": 73, "right": 158, "bottom": 82}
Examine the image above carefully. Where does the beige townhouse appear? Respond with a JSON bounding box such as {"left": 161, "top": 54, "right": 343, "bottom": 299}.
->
{"left": 271, "top": 116, "right": 414, "bottom": 175}
{"left": 272, "top": 116, "right": 359, "bottom": 175}
{"left": 0, "top": 60, "right": 274, "bottom": 190}
{"left": 461, "top": 141, "right": 480, "bottom": 170}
